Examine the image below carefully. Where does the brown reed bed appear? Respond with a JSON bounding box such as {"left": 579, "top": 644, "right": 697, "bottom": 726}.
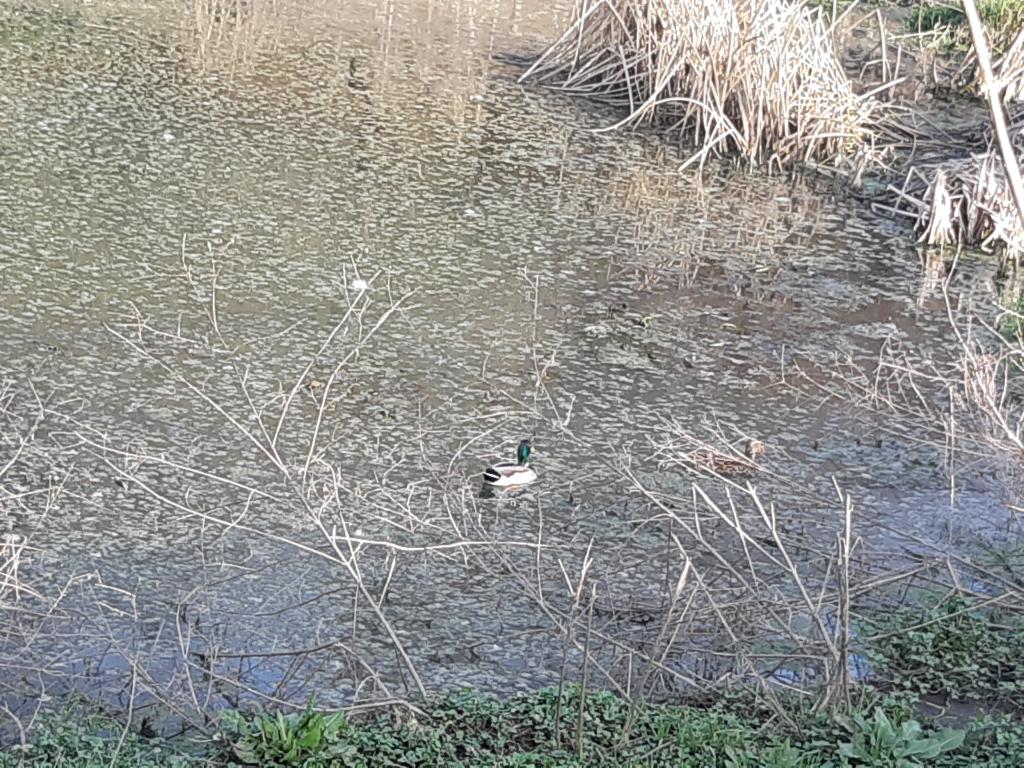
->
{"left": 884, "top": 105, "right": 1024, "bottom": 256}
{"left": 519, "top": 0, "right": 876, "bottom": 170}
{"left": 521, "top": 1, "right": 1024, "bottom": 258}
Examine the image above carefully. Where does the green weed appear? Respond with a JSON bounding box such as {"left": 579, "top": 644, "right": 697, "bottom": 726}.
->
{"left": 213, "top": 687, "right": 809, "bottom": 767}
{"left": 999, "top": 295, "right": 1024, "bottom": 342}
{"left": 941, "top": 713, "right": 1024, "bottom": 766}
{"left": 0, "top": 706, "right": 201, "bottom": 768}
{"left": 208, "top": 687, "right": 991, "bottom": 767}
{"left": 863, "top": 595, "right": 1024, "bottom": 704}
{"left": 909, "top": 0, "right": 1024, "bottom": 54}
{"left": 3, "top": 687, "right": 1019, "bottom": 767}
{"left": 219, "top": 698, "right": 349, "bottom": 766}
{"left": 838, "top": 708, "right": 965, "bottom": 767}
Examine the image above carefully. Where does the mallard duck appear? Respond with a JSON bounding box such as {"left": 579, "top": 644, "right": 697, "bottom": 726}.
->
{"left": 483, "top": 439, "right": 537, "bottom": 487}
{"left": 686, "top": 439, "right": 765, "bottom": 476}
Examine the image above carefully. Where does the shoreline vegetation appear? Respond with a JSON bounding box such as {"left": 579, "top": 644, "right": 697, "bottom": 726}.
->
{"left": 6, "top": 575, "right": 1024, "bottom": 765}
{"left": 5, "top": 593, "right": 1024, "bottom": 766}
{"left": 0, "top": 692, "right": 1011, "bottom": 767}
{"left": 4, "top": 1, "right": 1024, "bottom": 767}
{"left": 519, "top": 0, "right": 1024, "bottom": 259}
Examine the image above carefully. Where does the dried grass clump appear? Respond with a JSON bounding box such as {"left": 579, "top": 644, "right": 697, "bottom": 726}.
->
{"left": 520, "top": 0, "right": 875, "bottom": 169}
{"left": 887, "top": 104, "right": 1024, "bottom": 256}
{"left": 997, "top": 29, "right": 1024, "bottom": 102}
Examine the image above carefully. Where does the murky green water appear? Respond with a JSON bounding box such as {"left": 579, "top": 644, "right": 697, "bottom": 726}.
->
{"left": 0, "top": 0, "right": 1015, "bottom": 713}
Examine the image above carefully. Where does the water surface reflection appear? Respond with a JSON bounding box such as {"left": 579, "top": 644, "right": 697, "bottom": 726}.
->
{"left": 0, "top": 0, "right": 1013, "bottom": 709}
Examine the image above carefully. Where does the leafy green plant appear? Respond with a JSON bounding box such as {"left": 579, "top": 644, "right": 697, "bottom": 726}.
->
{"left": 930, "top": 713, "right": 1024, "bottom": 767}
{"left": 863, "top": 595, "right": 1024, "bottom": 703}
{"left": 214, "top": 687, "right": 821, "bottom": 767}
{"left": 0, "top": 706, "right": 198, "bottom": 768}
{"left": 839, "top": 708, "right": 964, "bottom": 767}
{"left": 999, "top": 295, "right": 1024, "bottom": 342}
{"left": 7, "top": 685, "right": 1022, "bottom": 767}
{"left": 219, "top": 698, "right": 349, "bottom": 766}
{"left": 724, "top": 740, "right": 817, "bottom": 768}
{"left": 909, "top": 0, "right": 1024, "bottom": 54}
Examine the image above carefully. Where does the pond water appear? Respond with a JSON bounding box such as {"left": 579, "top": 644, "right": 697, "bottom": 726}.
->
{"left": 0, "top": 0, "right": 1017, "bottom": 715}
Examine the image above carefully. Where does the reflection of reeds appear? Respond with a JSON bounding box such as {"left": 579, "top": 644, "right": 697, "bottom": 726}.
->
{"left": 188, "top": 0, "right": 281, "bottom": 74}
{"left": 520, "top": 0, "right": 874, "bottom": 170}
{"left": 801, "top": 293, "right": 1024, "bottom": 525}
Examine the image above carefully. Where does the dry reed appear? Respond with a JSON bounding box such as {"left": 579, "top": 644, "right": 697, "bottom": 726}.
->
{"left": 996, "top": 29, "right": 1024, "bottom": 102}
{"left": 520, "top": 0, "right": 875, "bottom": 169}
{"left": 187, "top": 0, "right": 281, "bottom": 74}
{"left": 788, "top": 291, "right": 1024, "bottom": 523}
{"left": 885, "top": 103, "right": 1024, "bottom": 256}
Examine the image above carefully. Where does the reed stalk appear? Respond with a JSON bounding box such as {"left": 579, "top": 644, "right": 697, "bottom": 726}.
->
{"left": 963, "top": 0, "right": 1024, "bottom": 237}
{"left": 886, "top": 104, "right": 1024, "bottom": 256}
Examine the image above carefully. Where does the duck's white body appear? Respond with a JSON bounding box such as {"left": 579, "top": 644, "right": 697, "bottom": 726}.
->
{"left": 483, "top": 462, "right": 538, "bottom": 487}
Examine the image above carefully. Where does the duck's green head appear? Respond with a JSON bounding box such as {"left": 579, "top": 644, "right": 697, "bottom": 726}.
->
{"left": 516, "top": 438, "right": 531, "bottom": 465}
